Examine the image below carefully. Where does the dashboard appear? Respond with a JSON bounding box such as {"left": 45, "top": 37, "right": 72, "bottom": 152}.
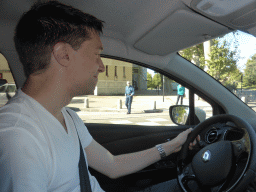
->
{"left": 201, "top": 122, "right": 244, "bottom": 144}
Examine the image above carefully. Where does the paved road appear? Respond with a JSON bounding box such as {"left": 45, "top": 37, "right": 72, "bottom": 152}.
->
{"left": 75, "top": 110, "right": 213, "bottom": 126}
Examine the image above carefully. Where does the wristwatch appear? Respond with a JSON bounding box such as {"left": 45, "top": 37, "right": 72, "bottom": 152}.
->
{"left": 155, "top": 144, "right": 166, "bottom": 159}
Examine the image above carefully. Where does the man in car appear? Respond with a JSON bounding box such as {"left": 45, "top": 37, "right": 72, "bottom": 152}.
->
{"left": 0, "top": 1, "right": 198, "bottom": 191}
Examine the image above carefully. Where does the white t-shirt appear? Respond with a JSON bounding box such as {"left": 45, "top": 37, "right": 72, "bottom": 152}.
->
{"left": 0, "top": 89, "right": 104, "bottom": 192}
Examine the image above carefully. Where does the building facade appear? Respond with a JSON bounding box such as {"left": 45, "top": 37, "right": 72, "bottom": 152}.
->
{"left": 95, "top": 58, "right": 133, "bottom": 95}
{"left": 0, "top": 54, "right": 14, "bottom": 83}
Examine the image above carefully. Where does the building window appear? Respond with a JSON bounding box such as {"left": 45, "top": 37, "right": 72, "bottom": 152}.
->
{"left": 123, "top": 67, "right": 126, "bottom": 77}
{"left": 106, "top": 65, "right": 108, "bottom": 76}
{"left": 133, "top": 68, "right": 139, "bottom": 73}
{"left": 115, "top": 66, "right": 117, "bottom": 77}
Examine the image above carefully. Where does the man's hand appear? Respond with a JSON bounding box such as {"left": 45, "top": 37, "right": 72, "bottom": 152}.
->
{"left": 169, "top": 128, "right": 200, "bottom": 153}
{"left": 189, "top": 134, "right": 200, "bottom": 150}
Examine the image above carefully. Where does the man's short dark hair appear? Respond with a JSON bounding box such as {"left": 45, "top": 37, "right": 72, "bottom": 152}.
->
{"left": 14, "top": 1, "right": 104, "bottom": 78}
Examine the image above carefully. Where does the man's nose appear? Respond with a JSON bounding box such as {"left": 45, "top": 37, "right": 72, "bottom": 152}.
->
{"left": 98, "top": 58, "right": 105, "bottom": 73}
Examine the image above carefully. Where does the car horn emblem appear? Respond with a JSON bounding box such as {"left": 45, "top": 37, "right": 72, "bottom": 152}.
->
{"left": 202, "top": 150, "right": 211, "bottom": 162}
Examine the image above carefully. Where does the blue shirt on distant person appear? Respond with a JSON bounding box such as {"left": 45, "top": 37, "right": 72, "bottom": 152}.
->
{"left": 125, "top": 84, "right": 135, "bottom": 96}
{"left": 177, "top": 85, "right": 185, "bottom": 96}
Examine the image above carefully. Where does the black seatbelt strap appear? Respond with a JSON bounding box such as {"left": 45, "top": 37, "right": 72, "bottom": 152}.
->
{"left": 67, "top": 110, "right": 92, "bottom": 192}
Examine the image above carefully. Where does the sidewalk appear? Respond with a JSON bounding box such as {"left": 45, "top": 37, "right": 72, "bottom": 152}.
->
{"left": 67, "top": 95, "right": 212, "bottom": 113}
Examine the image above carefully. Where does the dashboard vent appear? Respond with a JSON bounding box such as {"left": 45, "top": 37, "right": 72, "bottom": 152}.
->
{"left": 205, "top": 128, "right": 218, "bottom": 143}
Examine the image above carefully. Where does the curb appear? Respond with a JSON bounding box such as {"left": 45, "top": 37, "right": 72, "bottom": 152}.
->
{"left": 80, "top": 108, "right": 167, "bottom": 113}
{"left": 143, "top": 109, "right": 163, "bottom": 113}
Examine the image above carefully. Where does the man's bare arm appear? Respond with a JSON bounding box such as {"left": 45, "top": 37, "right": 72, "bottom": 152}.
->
{"left": 85, "top": 128, "right": 196, "bottom": 179}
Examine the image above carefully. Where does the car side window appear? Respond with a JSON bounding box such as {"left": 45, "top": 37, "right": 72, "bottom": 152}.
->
{"left": 0, "top": 53, "right": 16, "bottom": 107}
{"left": 67, "top": 58, "right": 213, "bottom": 126}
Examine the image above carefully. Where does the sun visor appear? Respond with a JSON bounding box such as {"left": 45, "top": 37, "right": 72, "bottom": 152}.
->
{"left": 134, "top": 10, "right": 230, "bottom": 56}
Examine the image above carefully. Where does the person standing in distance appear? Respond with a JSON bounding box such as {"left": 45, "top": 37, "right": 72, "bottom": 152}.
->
{"left": 176, "top": 84, "right": 185, "bottom": 105}
{"left": 125, "top": 81, "right": 135, "bottom": 114}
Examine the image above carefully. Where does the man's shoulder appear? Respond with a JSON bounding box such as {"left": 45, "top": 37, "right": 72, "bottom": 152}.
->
{"left": 0, "top": 96, "right": 25, "bottom": 116}
{"left": 0, "top": 96, "right": 40, "bottom": 132}
{"left": 0, "top": 104, "right": 34, "bottom": 128}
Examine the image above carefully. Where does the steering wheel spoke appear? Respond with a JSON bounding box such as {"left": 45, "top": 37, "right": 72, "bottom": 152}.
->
{"left": 178, "top": 162, "right": 226, "bottom": 192}
{"left": 178, "top": 163, "right": 197, "bottom": 191}
{"left": 207, "top": 182, "right": 227, "bottom": 192}
{"left": 231, "top": 128, "right": 250, "bottom": 162}
{"left": 219, "top": 131, "right": 226, "bottom": 141}
{"left": 197, "top": 140, "right": 207, "bottom": 148}
{"left": 196, "top": 182, "right": 226, "bottom": 192}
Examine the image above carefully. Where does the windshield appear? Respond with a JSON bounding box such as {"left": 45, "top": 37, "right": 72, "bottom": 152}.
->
{"left": 179, "top": 30, "right": 256, "bottom": 113}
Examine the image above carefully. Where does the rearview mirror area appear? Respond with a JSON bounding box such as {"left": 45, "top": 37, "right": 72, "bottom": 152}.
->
{"left": 169, "top": 105, "right": 206, "bottom": 125}
{"left": 170, "top": 105, "right": 189, "bottom": 125}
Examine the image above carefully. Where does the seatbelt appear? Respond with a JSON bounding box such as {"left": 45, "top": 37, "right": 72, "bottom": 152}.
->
{"left": 67, "top": 110, "right": 92, "bottom": 192}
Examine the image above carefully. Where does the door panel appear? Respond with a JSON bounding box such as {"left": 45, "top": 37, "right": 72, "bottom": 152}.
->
{"left": 86, "top": 123, "right": 192, "bottom": 191}
{"left": 86, "top": 123, "right": 190, "bottom": 155}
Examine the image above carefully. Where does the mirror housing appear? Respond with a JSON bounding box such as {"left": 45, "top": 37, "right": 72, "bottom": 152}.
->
{"left": 169, "top": 105, "right": 206, "bottom": 125}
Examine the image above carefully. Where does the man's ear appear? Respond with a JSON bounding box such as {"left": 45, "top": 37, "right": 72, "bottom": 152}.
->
{"left": 53, "top": 42, "right": 71, "bottom": 67}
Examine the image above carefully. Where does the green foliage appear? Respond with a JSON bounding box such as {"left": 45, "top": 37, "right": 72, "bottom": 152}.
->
{"left": 152, "top": 73, "right": 162, "bottom": 89}
{"left": 179, "top": 43, "right": 205, "bottom": 69}
{"left": 147, "top": 72, "right": 163, "bottom": 89}
{"left": 205, "top": 39, "right": 241, "bottom": 90}
{"left": 180, "top": 32, "right": 241, "bottom": 91}
{"left": 243, "top": 54, "right": 256, "bottom": 87}
{"left": 147, "top": 72, "right": 154, "bottom": 89}
{"left": 173, "top": 106, "right": 188, "bottom": 125}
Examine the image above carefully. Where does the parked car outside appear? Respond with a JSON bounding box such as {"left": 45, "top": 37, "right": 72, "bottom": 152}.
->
{"left": 0, "top": 83, "right": 16, "bottom": 107}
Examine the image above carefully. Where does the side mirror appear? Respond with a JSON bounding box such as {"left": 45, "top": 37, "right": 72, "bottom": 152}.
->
{"left": 169, "top": 105, "right": 189, "bottom": 125}
{"left": 169, "top": 105, "right": 206, "bottom": 125}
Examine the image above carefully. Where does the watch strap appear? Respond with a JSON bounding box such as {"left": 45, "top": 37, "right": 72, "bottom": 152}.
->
{"left": 156, "top": 144, "right": 166, "bottom": 159}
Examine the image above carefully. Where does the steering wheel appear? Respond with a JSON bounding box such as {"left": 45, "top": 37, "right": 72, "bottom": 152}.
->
{"left": 177, "top": 114, "right": 256, "bottom": 192}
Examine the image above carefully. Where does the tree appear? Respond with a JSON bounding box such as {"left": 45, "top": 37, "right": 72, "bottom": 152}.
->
{"left": 206, "top": 39, "right": 241, "bottom": 90}
{"left": 243, "top": 54, "right": 256, "bottom": 87}
{"left": 179, "top": 32, "right": 241, "bottom": 91}
{"left": 179, "top": 43, "right": 205, "bottom": 69}
{"left": 147, "top": 72, "right": 154, "bottom": 89}
{"left": 152, "top": 73, "right": 162, "bottom": 89}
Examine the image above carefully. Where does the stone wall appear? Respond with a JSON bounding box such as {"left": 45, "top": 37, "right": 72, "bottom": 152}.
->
{"left": 95, "top": 80, "right": 127, "bottom": 95}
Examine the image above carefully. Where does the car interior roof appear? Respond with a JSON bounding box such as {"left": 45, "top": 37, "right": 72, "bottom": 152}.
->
{"left": 1, "top": 0, "right": 256, "bottom": 87}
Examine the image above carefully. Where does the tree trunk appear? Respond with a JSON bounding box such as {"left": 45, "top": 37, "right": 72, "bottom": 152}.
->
{"left": 203, "top": 40, "right": 213, "bottom": 72}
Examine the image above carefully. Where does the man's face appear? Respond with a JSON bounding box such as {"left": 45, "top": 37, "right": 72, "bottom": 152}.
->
{"left": 69, "top": 31, "right": 105, "bottom": 95}
{"left": 127, "top": 82, "right": 130, "bottom": 86}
